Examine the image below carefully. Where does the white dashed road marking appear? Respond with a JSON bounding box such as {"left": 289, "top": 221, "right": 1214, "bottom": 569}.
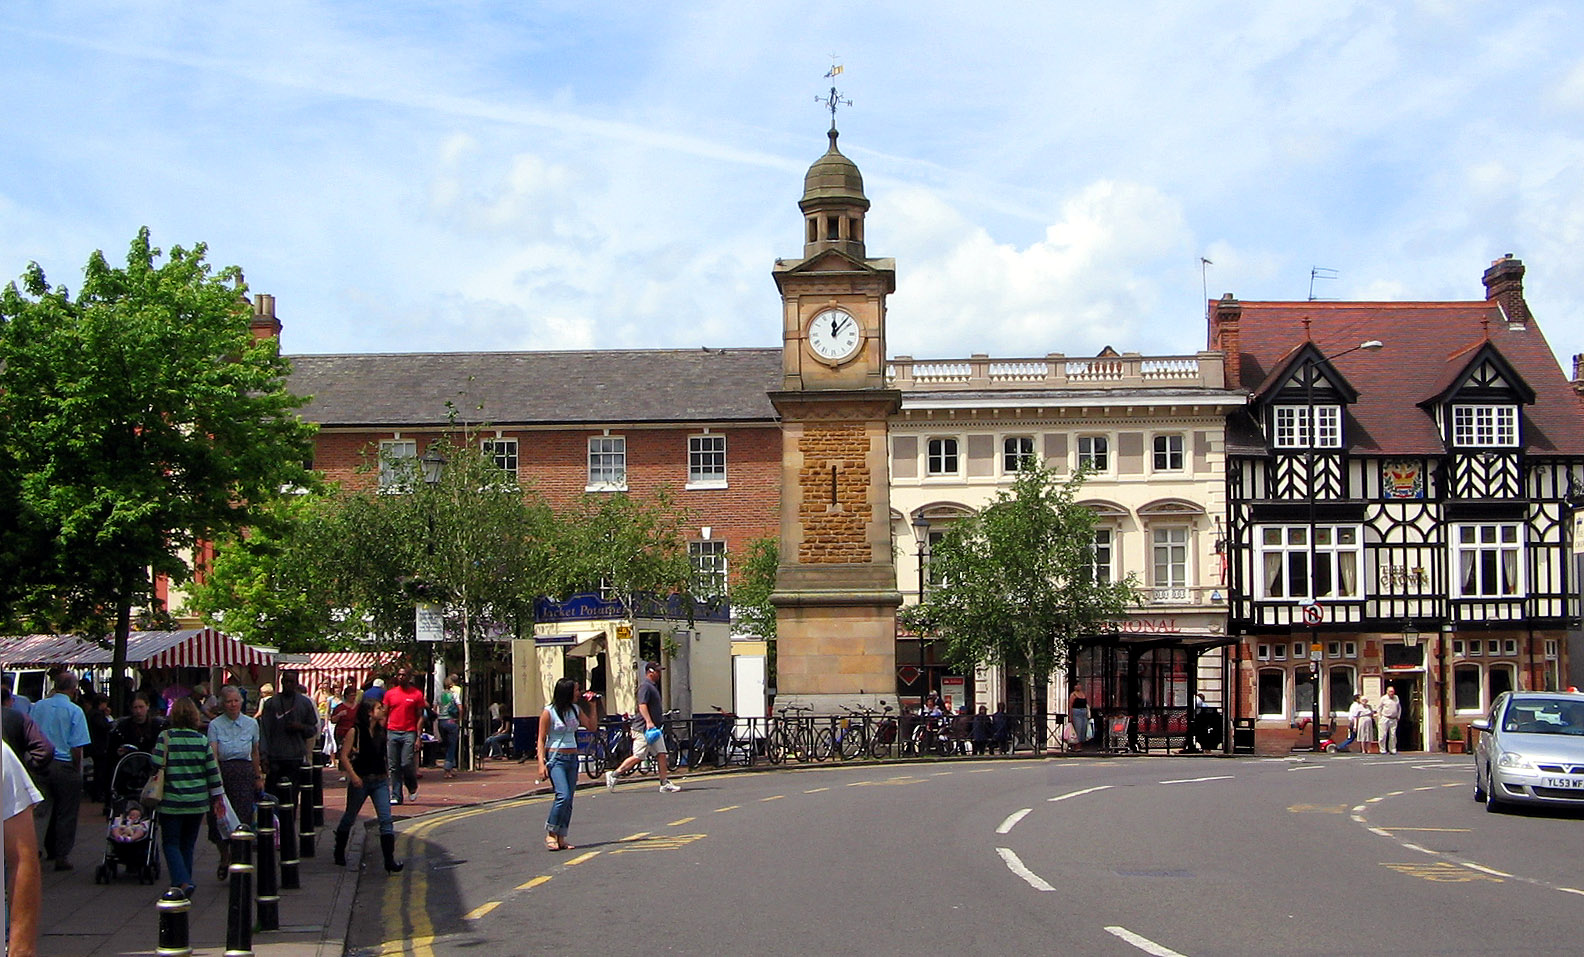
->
{"left": 1105, "top": 925, "right": 1188, "bottom": 956}
{"left": 1048, "top": 785, "right": 1113, "bottom": 803}
{"left": 996, "top": 847, "right": 1055, "bottom": 891}
{"left": 996, "top": 808, "right": 1031, "bottom": 834}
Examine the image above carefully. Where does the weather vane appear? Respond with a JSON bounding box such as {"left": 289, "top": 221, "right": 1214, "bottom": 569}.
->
{"left": 817, "top": 58, "right": 851, "bottom": 131}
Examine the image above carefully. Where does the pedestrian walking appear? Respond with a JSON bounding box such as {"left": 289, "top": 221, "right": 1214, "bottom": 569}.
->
{"left": 331, "top": 696, "right": 403, "bottom": 873}
{"left": 4, "top": 740, "right": 45, "bottom": 957}
{"left": 30, "top": 672, "right": 90, "bottom": 871}
{"left": 207, "top": 685, "right": 263, "bottom": 881}
{"left": 437, "top": 674, "right": 462, "bottom": 778}
{"left": 1377, "top": 685, "right": 1403, "bottom": 754}
{"left": 259, "top": 671, "right": 318, "bottom": 786}
{"left": 383, "top": 667, "right": 427, "bottom": 804}
{"left": 152, "top": 697, "right": 227, "bottom": 898}
{"left": 605, "top": 661, "right": 680, "bottom": 793}
{"left": 1067, "top": 688, "right": 1091, "bottom": 753}
{"left": 538, "top": 678, "right": 596, "bottom": 850}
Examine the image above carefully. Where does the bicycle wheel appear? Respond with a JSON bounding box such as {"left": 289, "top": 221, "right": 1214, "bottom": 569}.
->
{"left": 838, "top": 725, "right": 863, "bottom": 761}
{"left": 584, "top": 736, "right": 607, "bottom": 780}
{"left": 765, "top": 728, "right": 787, "bottom": 764}
{"left": 810, "top": 727, "right": 834, "bottom": 762}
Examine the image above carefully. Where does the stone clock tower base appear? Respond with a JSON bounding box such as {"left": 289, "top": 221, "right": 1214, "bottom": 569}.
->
{"left": 769, "top": 391, "right": 901, "bottom": 714}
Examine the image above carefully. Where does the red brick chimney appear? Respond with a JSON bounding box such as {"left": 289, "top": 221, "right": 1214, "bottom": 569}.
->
{"left": 1482, "top": 255, "right": 1529, "bottom": 329}
{"left": 250, "top": 292, "right": 282, "bottom": 341}
{"left": 1210, "top": 293, "right": 1243, "bottom": 387}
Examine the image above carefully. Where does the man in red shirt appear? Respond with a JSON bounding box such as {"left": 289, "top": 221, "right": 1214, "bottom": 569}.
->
{"left": 383, "top": 667, "right": 427, "bottom": 805}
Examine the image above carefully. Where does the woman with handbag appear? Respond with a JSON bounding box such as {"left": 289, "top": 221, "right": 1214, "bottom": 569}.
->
{"left": 206, "top": 685, "right": 264, "bottom": 880}
{"left": 151, "top": 697, "right": 226, "bottom": 898}
{"left": 331, "top": 696, "right": 403, "bottom": 873}
{"left": 537, "top": 678, "right": 595, "bottom": 851}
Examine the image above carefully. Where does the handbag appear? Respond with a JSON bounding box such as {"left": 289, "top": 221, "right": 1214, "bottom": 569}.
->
{"left": 217, "top": 792, "right": 243, "bottom": 835}
{"left": 140, "top": 732, "right": 168, "bottom": 808}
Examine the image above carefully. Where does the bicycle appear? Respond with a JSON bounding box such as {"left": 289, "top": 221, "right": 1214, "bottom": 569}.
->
{"left": 682, "top": 706, "right": 734, "bottom": 770}
{"left": 834, "top": 702, "right": 896, "bottom": 760}
{"left": 766, "top": 705, "right": 823, "bottom": 764}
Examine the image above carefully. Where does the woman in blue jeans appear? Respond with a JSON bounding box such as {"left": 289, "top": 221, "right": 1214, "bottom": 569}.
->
{"left": 536, "top": 678, "right": 595, "bottom": 851}
{"left": 438, "top": 674, "right": 462, "bottom": 778}
{"left": 331, "top": 697, "right": 403, "bottom": 873}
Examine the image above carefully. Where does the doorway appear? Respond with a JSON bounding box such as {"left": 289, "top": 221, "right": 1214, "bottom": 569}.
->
{"left": 1383, "top": 675, "right": 1421, "bottom": 751}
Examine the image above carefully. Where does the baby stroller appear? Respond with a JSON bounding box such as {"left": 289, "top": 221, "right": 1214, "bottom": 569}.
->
{"left": 94, "top": 750, "right": 161, "bottom": 885}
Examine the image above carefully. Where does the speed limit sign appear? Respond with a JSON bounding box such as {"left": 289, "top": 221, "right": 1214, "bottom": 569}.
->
{"left": 1301, "top": 602, "right": 1324, "bottom": 625}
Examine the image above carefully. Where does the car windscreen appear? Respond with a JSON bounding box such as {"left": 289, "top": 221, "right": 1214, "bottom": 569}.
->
{"left": 1500, "top": 699, "right": 1584, "bottom": 736}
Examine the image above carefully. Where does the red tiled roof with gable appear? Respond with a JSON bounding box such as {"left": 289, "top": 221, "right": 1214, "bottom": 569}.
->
{"left": 1211, "top": 300, "right": 1584, "bottom": 456}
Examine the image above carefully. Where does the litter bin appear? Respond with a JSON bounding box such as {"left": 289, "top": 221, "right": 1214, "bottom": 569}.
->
{"left": 1232, "top": 717, "right": 1255, "bottom": 754}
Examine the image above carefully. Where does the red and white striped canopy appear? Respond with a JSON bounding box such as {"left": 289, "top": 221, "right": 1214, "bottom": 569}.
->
{"left": 0, "top": 628, "right": 273, "bottom": 669}
{"left": 139, "top": 629, "right": 273, "bottom": 669}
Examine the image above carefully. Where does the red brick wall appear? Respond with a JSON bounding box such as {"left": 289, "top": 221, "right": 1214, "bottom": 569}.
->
{"left": 311, "top": 425, "right": 781, "bottom": 586}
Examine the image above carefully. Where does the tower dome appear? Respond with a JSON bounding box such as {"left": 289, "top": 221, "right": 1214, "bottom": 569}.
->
{"left": 799, "top": 128, "right": 868, "bottom": 259}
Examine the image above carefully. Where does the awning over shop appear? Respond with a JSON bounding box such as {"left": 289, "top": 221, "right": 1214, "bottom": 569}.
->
{"left": 278, "top": 651, "right": 403, "bottom": 692}
{"left": 0, "top": 628, "right": 273, "bottom": 669}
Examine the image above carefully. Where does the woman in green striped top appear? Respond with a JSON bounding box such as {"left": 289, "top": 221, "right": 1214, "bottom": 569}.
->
{"left": 152, "top": 697, "right": 226, "bottom": 897}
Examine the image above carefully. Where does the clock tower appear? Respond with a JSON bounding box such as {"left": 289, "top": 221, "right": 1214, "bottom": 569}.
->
{"left": 769, "top": 127, "right": 901, "bottom": 712}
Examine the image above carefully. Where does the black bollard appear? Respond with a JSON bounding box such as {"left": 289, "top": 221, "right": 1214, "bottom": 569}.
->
{"left": 276, "top": 777, "right": 300, "bottom": 890}
{"left": 312, "top": 757, "right": 326, "bottom": 828}
{"left": 254, "top": 797, "right": 279, "bottom": 932}
{"left": 225, "top": 827, "right": 255, "bottom": 957}
{"left": 297, "top": 763, "right": 316, "bottom": 858}
{"left": 156, "top": 887, "right": 192, "bottom": 957}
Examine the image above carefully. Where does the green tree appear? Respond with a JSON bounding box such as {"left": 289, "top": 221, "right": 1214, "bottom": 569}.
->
{"left": 556, "top": 487, "right": 701, "bottom": 623}
{"left": 0, "top": 229, "right": 317, "bottom": 713}
{"left": 903, "top": 465, "right": 1136, "bottom": 708}
{"left": 729, "top": 536, "right": 779, "bottom": 684}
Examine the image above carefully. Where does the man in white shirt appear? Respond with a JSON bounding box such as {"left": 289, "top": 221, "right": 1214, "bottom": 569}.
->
{"left": 5, "top": 740, "right": 45, "bottom": 957}
{"left": 1377, "top": 685, "right": 1404, "bottom": 754}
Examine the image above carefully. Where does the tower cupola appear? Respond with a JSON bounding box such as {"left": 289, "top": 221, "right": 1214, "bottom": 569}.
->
{"left": 799, "top": 128, "right": 869, "bottom": 260}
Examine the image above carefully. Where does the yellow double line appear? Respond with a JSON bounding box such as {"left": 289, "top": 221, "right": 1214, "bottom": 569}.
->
{"left": 376, "top": 795, "right": 543, "bottom": 957}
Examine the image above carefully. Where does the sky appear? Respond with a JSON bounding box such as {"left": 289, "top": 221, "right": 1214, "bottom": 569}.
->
{"left": 4, "top": 2, "right": 1584, "bottom": 368}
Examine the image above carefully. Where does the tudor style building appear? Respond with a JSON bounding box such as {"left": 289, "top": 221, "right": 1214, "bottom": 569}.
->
{"left": 1213, "top": 256, "right": 1583, "bottom": 751}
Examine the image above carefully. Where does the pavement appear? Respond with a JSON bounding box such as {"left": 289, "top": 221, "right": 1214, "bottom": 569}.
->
{"left": 36, "top": 755, "right": 550, "bottom": 957}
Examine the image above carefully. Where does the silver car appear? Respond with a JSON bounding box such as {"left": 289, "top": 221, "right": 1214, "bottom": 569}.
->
{"left": 1472, "top": 691, "right": 1584, "bottom": 812}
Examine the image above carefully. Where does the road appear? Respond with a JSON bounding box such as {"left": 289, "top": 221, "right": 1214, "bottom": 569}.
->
{"left": 345, "top": 754, "right": 1583, "bottom": 956}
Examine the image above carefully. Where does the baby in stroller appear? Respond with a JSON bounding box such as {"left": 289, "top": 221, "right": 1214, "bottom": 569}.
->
{"left": 94, "top": 749, "right": 162, "bottom": 884}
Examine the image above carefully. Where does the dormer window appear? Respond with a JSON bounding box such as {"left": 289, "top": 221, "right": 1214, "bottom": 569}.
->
{"left": 1272, "top": 405, "right": 1342, "bottom": 449}
{"left": 1451, "top": 404, "right": 1517, "bottom": 447}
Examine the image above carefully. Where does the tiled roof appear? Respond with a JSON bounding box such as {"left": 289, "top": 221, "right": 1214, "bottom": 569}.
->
{"left": 286, "top": 348, "right": 783, "bottom": 428}
{"left": 1216, "top": 301, "right": 1584, "bottom": 455}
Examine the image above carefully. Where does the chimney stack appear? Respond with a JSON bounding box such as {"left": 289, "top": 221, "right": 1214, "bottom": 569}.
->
{"left": 250, "top": 293, "right": 281, "bottom": 341}
{"left": 1482, "top": 254, "right": 1529, "bottom": 330}
{"left": 1210, "top": 293, "right": 1243, "bottom": 387}
{"left": 1572, "top": 354, "right": 1584, "bottom": 402}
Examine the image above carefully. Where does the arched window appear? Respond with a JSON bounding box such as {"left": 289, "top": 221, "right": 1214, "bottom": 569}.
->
{"left": 1488, "top": 663, "right": 1515, "bottom": 700}
{"left": 1453, "top": 663, "right": 1482, "bottom": 713}
{"left": 1327, "top": 666, "right": 1355, "bottom": 716}
{"left": 1257, "top": 668, "right": 1286, "bottom": 718}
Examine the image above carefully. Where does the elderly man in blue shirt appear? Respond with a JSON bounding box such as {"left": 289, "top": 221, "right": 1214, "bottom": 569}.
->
{"left": 30, "top": 672, "right": 91, "bottom": 871}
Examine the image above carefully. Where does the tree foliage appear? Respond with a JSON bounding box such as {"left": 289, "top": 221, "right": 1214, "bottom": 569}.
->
{"left": 0, "top": 228, "right": 317, "bottom": 710}
{"left": 555, "top": 487, "right": 701, "bottom": 620}
{"left": 729, "top": 536, "right": 778, "bottom": 642}
{"left": 903, "top": 465, "right": 1137, "bottom": 692}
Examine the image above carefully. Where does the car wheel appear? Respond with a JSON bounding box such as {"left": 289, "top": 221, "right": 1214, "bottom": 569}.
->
{"left": 1472, "top": 765, "right": 1487, "bottom": 802}
{"left": 1483, "top": 767, "right": 1503, "bottom": 813}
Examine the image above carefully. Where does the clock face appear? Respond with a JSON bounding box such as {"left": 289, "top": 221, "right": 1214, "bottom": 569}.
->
{"left": 807, "top": 308, "right": 861, "bottom": 362}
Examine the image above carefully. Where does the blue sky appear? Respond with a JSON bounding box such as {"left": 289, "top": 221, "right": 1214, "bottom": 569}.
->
{"left": 4, "top": 2, "right": 1583, "bottom": 367}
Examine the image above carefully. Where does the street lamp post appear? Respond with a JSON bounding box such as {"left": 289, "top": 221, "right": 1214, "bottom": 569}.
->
{"left": 1305, "top": 338, "right": 1382, "bottom": 753}
{"left": 913, "top": 515, "right": 930, "bottom": 709}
